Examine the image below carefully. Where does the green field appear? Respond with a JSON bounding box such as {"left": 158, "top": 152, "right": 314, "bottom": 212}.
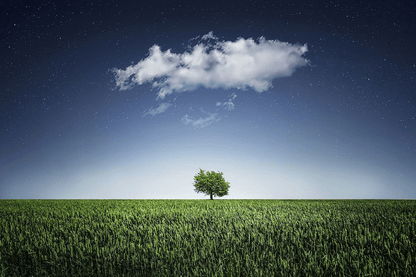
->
{"left": 0, "top": 199, "right": 415, "bottom": 276}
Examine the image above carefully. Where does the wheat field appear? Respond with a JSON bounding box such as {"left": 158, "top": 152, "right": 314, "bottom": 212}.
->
{"left": 1, "top": 199, "right": 415, "bottom": 276}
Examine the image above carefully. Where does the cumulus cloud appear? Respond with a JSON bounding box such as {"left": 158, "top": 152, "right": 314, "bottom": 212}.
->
{"left": 181, "top": 108, "right": 220, "bottom": 128}
{"left": 113, "top": 32, "right": 309, "bottom": 99}
{"left": 143, "top": 103, "right": 172, "bottom": 116}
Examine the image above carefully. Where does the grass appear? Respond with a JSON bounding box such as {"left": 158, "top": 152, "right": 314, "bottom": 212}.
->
{"left": 0, "top": 199, "right": 415, "bottom": 276}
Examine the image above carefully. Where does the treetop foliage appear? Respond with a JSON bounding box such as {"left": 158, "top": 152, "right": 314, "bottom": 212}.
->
{"left": 193, "top": 168, "right": 230, "bottom": 200}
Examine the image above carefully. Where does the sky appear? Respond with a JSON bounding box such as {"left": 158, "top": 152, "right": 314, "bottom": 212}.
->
{"left": 1, "top": 0, "right": 415, "bottom": 199}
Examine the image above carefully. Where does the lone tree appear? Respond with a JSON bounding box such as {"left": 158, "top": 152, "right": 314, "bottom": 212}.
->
{"left": 193, "top": 168, "right": 230, "bottom": 200}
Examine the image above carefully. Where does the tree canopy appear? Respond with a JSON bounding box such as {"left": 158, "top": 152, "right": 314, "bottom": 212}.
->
{"left": 193, "top": 168, "right": 230, "bottom": 200}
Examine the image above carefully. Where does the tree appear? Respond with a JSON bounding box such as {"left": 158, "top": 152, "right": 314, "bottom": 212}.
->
{"left": 193, "top": 168, "right": 230, "bottom": 200}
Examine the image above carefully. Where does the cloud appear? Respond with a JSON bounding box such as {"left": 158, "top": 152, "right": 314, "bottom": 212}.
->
{"left": 216, "top": 93, "right": 237, "bottom": 111}
{"left": 181, "top": 108, "right": 220, "bottom": 128}
{"left": 201, "top": 31, "right": 218, "bottom": 41}
{"left": 113, "top": 32, "right": 309, "bottom": 99}
{"left": 143, "top": 103, "right": 172, "bottom": 116}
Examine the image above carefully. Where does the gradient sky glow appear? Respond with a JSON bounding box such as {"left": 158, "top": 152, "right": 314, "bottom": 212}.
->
{"left": 1, "top": 0, "right": 415, "bottom": 199}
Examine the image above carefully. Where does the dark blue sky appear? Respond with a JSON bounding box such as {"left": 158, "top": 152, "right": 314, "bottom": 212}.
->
{"left": 1, "top": 0, "right": 415, "bottom": 199}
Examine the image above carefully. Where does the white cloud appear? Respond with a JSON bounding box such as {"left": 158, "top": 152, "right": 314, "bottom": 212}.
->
{"left": 143, "top": 103, "right": 172, "bottom": 116}
{"left": 113, "top": 32, "right": 309, "bottom": 99}
{"left": 181, "top": 108, "right": 220, "bottom": 128}
{"left": 201, "top": 31, "right": 218, "bottom": 41}
{"left": 216, "top": 93, "right": 237, "bottom": 111}
{"left": 221, "top": 99, "right": 235, "bottom": 111}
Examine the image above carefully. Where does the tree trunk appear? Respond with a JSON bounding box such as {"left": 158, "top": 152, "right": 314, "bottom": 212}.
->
{"left": 210, "top": 194, "right": 213, "bottom": 200}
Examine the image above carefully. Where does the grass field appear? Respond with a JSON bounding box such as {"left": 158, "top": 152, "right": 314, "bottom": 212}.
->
{"left": 0, "top": 199, "right": 415, "bottom": 276}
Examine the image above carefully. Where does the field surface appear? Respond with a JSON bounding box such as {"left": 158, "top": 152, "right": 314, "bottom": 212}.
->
{"left": 0, "top": 199, "right": 415, "bottom": 276}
